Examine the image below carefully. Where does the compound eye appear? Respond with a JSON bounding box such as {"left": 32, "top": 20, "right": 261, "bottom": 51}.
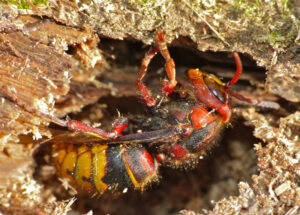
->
{"left": 187, "top": 69, "right": 203, "bottom": 79}
{"left": 204, "top": 76, "right": 226, "bottom": 103}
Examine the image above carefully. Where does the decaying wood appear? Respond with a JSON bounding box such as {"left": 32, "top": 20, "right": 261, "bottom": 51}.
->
{"left": 0, "top": 15, "right": 124, "bottom": 214}
{"left": 0, "top": 16, "right": 108, "bottom": 136}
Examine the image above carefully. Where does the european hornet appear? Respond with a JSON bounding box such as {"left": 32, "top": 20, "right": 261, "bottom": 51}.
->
{"left": 1, "top": 31, "right": 279, "bottom": 196}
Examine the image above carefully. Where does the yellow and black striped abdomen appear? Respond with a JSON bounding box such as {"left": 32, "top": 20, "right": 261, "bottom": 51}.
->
{"left": 52, "top": 142, "right": 159, "bottom": 195}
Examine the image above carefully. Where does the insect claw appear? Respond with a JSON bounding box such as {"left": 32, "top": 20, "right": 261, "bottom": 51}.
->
{"left": 116, "top": 109, "right": 121, "bottom": 118}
